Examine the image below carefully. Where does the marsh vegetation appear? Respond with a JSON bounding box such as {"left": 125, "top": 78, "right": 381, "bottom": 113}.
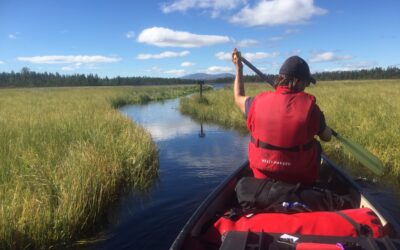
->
{"left": 0, "top": 85, "right": 199, "bottom": 249}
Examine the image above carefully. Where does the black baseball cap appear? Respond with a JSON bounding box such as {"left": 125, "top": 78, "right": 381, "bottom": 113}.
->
{"left": 279, "top": 56, "right": 316, "bottom": 84}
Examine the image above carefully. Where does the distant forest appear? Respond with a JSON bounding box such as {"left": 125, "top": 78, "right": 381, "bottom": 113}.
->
{"left": 1, "top": 66, "right": 400, "bottom": 88}
{"left": 219, "top": 66, "right": 400, "bottom": 83}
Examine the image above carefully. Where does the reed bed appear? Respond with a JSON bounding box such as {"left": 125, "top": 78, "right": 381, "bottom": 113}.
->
{"left": 180, "top": 80, "right": 400, "bottom": 185}
{"left": 0, "top": 85, "right": 198, "bottom": 249}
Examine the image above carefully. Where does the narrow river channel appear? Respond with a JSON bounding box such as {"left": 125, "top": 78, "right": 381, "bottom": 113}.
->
{"left": 95, "top": 96, "right": 249, "bottom": 249}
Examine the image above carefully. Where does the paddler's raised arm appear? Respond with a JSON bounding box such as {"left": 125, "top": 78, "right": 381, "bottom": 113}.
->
{"left": 232, "top": 48, "right": 249, "bottom": 113}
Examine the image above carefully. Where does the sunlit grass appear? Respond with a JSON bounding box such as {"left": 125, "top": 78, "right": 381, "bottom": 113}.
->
{"left": 180, "top": 80, "right": 400, "bottom": 185}
{"left": 0, "top": 85, "right": 199, "bottom": 249}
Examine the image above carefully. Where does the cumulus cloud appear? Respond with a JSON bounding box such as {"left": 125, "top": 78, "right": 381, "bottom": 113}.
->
{"left": 236, "top": 39, "right": 259, "bottom": 48}
{"left": 137, "top": 27, "right": 231, "bottom": 48}
{"left": 309, "top": 52, "right": 352, "bottom": 63}
{"left": 268, "top": 36, "right": 283, "bottom": 42}
{"left": 244, "top": 52, "right": 280, "bottom": 60}
{"left": 8, "top": 32, "right": 20, "bottom": 39}
{"left": 215, "top": 51, "right": 279, "bottom": 61}
{"left": 164, "top": 69, "right": 186, "bottom": 75}
{"left": 17, "top": 55, "right": 120, "bottom": 72}
{"left": 230, "top": 0, "right": 327, "bottom": 26}
{"left": 146, "top": 66, "right": 163, "bottom": 73}
{"left": 215, "top": 52, "right": 232, "bottom": 60}
{"left": 287, "top": 49, "right": 302, "bottom": 56}
{"left": 207, "top": 66, "right": 232, "bottom": 74}
{"left": 161, "top": 0, "right": 246, "bottom": 15}
{"left": 285, "top": 29, "right": 300, "bottom": 34}
{"left": 321, "top": 62, "right": 376, "bottom": 72}
{"left": 136, "top": 50, "right": 190, "bottom": 60}
{"left": 126, "top": 31, "right": 135, "bottom": 39}
{"left": 61, "top": 63, "right": 82, "bottom": 71}
{"left": 181, "top": 61, "right": 194, "bottom": 67}
{"left": 17, "top": 55, "right": 121, "bottom": 64}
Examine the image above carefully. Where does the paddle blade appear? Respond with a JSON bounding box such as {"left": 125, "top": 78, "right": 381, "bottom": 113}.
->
{"left": 335, "top": 133, "right": 384, "bottom": 176}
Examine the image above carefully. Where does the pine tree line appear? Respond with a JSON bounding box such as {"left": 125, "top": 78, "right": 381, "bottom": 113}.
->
{"left": 214, "top": 66, "right": 400, "bottom": 83}
{"left": 0, "top": 67, "right": 197, "bottom": 88}
{"left": 1, "top": 66, "right": 399, "bottom": 88}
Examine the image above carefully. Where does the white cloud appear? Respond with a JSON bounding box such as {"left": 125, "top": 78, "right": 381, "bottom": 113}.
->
{"left": 17, "top": 55, "right": 120, "bottom": 72}
{"left": 246, "top": 52, "right": 279, "bottom": 60}
{"left": 17, "top": 55, "right": 121, "bottom": 64}
{"left": 0, "top": 60, "right": 4, "bottom": 64}
{"left": 137, "top": 27, "right": 231, "bottom": 48}
{"left": 268, "top": 36, "right": 283, "bottom": 42}
{"left": 287, "top": 49, "right": 302, "bottom": 56}
{"left": 236, "top": 39, "right": 259, "bottom": 48}
{"left": 126, "top": 31, "right": 135, "bottom": 39}
{"left": 216, "top": 51, "right": 279, "bottom": 61}
{"left": 215, "top": 51, "right": 232, "bottom": 60}
{"left": 61, "top": 63, "right": 82, "bottom": 71}
{"left": 146, "top": 66, "right": 163, "bottom": 73}
{"left": 136, "top": 50, "right": 190, "bottom": 60}
{"left": 230, "top": 0, "right": 327, "bottom": 26}
{"left": 309, "top": 52, "right": 352, "bottom": 63}
{"left": 8, "top": 32, "right": 20, "bottom": 39}
{"left": 161, "top": 0, "right": 246, "bottom": 15}
{"left": 285, "top": 29, "right": 300, "bottom": 34}
{"left": 207, "top": 66, "right": 232, "bottom": 74}
{"left": 321, "top": 62, "right": 376, "bottom": 72}
{"left": 164, "top": 69, "right": 186, "bottom": 75}
{"left": 181, "top": 61, "right": 194, "bottom": 67}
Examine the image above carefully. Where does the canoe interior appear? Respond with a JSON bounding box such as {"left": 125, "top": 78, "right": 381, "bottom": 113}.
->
{"left": 170, "top": 154, "right": 400, "bottom": 250}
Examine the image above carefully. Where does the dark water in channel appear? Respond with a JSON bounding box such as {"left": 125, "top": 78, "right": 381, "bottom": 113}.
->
{"left": 95, "top": 97, "right": 249, "bottom": 249}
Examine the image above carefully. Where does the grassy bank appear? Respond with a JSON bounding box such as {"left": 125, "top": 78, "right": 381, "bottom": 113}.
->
{"left": 0, "top": 85, "right": 199, "bottom": 249}
{"left": 109, "top": 85, "right": 205, "bottom": 108}
{"left": 180, "top": 80, "right": 400, "bottom": 183}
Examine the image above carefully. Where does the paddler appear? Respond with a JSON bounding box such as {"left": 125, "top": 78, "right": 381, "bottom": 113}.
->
{"left": 232, "top": 48, "right": 332, "bottom": 184}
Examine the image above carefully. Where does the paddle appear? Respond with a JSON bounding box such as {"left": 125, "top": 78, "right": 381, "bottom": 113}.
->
{"left": 238, "top": 53, "right": 384, "bottom": 176}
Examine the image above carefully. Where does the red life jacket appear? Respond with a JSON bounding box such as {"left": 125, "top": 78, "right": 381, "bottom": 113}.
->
{"left": 246, "top": 87, "right": 319, "bottom": 184}
{"left": 204, "top": 208, "right": 384, "bottom": 246}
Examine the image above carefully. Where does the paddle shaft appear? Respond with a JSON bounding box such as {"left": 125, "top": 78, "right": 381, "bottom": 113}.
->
{"left": 240, "top": 57, "right": 273, "bottom": 87}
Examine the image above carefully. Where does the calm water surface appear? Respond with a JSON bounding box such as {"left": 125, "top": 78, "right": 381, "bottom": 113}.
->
{"left": 96, "top": 97, "right": 248, "bottom": 249}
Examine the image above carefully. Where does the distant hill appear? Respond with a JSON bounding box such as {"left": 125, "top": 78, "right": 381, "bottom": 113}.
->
{"left": 181, "top": 73, "right": 234, "bottom": 81}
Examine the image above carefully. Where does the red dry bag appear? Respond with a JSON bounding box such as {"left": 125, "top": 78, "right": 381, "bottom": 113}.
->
{"left": 204, "top": 208, "right": 383, "bottom": 245}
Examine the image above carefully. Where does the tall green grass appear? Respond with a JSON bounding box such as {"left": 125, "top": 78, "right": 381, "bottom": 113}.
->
{"left": 109, "top": 85, "right": 204, "bottom": 108}
{"left": 0, "top": 85, "right": 198, "bottom": 249}
{"left": 180, "top": 80, "right": 400, "bottom": 184}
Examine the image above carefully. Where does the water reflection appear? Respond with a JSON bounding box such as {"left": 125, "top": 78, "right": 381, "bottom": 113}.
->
{"left": 120, "top": 101, "right": 200, "bottom": 141}
{"left": 96, "top": 98, "right": 249, "bottom": 250}
{"left": 199, "top": 123, "right": 205, "bottom": 138}
{"left": 210, "top": 82, "right": 229, "bottom": 90}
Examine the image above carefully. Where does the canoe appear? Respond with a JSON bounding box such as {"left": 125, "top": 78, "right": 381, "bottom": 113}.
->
{"left": 170, "top": 154, "right": 400, "bottom": 250}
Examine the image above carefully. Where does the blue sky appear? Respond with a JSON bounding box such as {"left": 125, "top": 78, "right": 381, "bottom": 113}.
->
{"left": 1, "top": 0, "right": 399, "bottom": 78}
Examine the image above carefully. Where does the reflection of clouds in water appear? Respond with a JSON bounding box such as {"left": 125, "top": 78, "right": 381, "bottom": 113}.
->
{"left": 162, "top": 132, "right": 249, "bottom": 178}
{"left": 121, "top": 99, "right": 201, "bottom": 141}
{"left": 121, "top": 98, "right": 250, "bottom": 179}
{"left": 144, "top": 120, "right": 199, "bottom": 141}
